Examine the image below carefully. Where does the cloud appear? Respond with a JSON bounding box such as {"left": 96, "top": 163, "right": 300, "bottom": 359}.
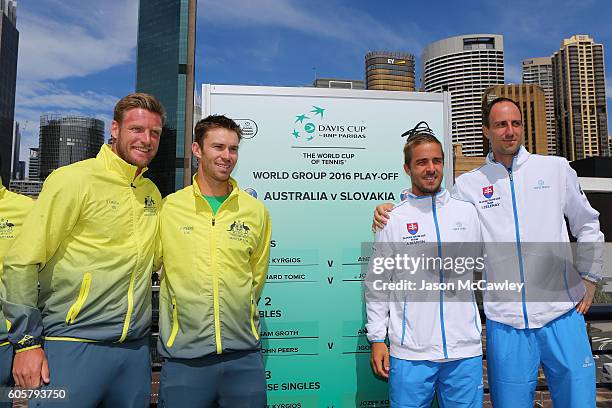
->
{"left": 14, "top": 81, "right": 118, "bottom": 170}
{"left": 17, "top": 0, "right": 138, "bottom": 81}
{"left": 199, "top": 0, "right": 423, "bottom": 51}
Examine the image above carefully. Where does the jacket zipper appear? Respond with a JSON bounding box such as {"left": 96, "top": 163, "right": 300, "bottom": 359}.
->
{"left": 119, "top": 181, "right": 140, "bottom": 342}
{"left": 166, "top": 297, "right": 179, "bottom": 347}
{"left": 211, "top": 216, "right": 222, "bottom": 354}
{"left": 65, "top": 273, "right": 92, "bottom": 325}
{"left": 432, "top": 195, "right": 448, "bottom": 359}
{"left": 507, "top": 166, "right": 529, "bottom": 328}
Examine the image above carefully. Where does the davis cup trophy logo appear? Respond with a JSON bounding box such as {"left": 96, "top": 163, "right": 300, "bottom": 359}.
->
{"left": 407, "top": 222, "right": 419, "bottom": 235}
{"left": 291, "top": 106, "right": 325, "bottom": 142}
{"left": 482, "top": 185, "right": 494, "bottom": 199}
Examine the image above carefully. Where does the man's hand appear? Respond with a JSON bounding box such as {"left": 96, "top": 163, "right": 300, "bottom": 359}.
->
{"left": 370, "top": 342, "right": 390, "bottom": 379}
{"left": 372, "top": 203, "right": 394, "bottom": 233}
{"left": 576, "top": 279, "right": 597, "bottom": 314}
{"left": 13, "top": 348, "right": 50, "bottom": 389}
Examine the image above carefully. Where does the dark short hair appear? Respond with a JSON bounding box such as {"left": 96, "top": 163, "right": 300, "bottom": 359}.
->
{"left": 482, "top": 97, "right": 522, "bottom": 127}
{"left": 403, "top": 134, "right": 444, "bottom": 166}
{"left": 113, "top": 93, "right": 166, "bottom": 126}
{"left": 194, "top": 115, "right": 242, "bottom": 146}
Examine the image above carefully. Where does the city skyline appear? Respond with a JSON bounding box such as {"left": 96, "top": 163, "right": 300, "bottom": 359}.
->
{"left": 13, "top": 0, "right": 612, "bottom": 167}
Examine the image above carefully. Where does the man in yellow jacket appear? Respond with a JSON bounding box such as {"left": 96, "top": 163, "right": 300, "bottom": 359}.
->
{"left": 0, "top": 167, "right": 34, "bottom": 408}
{"left": 2, "top": 93, "right": 164, "bottom": 407}
{"left": 157, "top": 115, "right": 272, "bottom": 407}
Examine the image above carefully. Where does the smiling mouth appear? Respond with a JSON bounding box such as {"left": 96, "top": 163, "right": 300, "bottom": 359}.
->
{"left": 133, "top": 146, "right": 151, "bottom": 153}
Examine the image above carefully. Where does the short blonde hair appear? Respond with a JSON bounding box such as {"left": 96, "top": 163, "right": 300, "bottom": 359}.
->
{"left": 113, "top": 93, "right": 166, "bottom": 126}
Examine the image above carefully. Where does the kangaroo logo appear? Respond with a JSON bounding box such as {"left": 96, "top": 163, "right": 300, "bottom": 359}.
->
{"left": 0, "top": 219, "right": 14, "bottom": 233}
{"left": 228, "top": 220, "right": 250, "bottom": 242}
{"left": 143, "top": 196, "right": 158, "bottom": 216}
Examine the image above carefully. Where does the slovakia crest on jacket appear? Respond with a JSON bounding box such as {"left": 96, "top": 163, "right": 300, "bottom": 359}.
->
{"left": 482, "top": 186, "right": 494, "bottom": 199}
{"left": 407, "top": 223, "right": 419, "bottom": 235}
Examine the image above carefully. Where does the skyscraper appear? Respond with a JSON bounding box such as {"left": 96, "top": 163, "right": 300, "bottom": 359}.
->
{"left": 136, "top": 0, "right": 197, "bottom": 196}
{"left": 552, "top": 35, "right": 609, "bottom": 160}
{"left": 365, "top": 51, "right": 416, "bottom": 91}
{"left": 523, "top": 57, "right": 557, "bottom": 155}
{"left": 28, "top": 147, "right": 39, "bottom": 180}
{"left": 0, "top": 0, "right": 18, "bottom": 187}
{"left": 11, "top": 120, "right": 20, "bottom": 179}
{"left": 422, "top": 35, "right": 504, "bottom": 156}
{"left": 38, "top": 115, "right": 105, "bottom": 181}
{"left": 484, "top": 84, "right": 549, "bottom": 155}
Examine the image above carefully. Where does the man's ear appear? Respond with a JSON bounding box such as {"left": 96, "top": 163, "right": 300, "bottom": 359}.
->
{"left": 403, "top": 163, "right": 411, "bottom": 177}
{"left": 192, "top": 142, "right": 202, "bottom": 159}
{"left": 482, "top": 125, "right": 491, "bottom": 140}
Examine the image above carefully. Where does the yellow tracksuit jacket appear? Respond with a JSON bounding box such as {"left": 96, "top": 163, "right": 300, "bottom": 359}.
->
{"left": 0, "top": 180, "right": 34, "bottom": 345}
{"left": 2, "top": 145, "right": 161, "bottom": 351}
{"left": 157, "top": 177, "right": 271, "bottom": 359}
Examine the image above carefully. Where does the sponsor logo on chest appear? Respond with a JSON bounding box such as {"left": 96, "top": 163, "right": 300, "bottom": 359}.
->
{"left": 533, "top": 179, "right": 551, "bottom": 190}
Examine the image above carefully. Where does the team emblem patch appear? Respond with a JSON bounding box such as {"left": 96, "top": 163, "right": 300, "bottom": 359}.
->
{"left": 482, "top": 186, "right": 494, "bottom": 199}
{"left": 407, "top": 223, "right": 419, "bottom": 235}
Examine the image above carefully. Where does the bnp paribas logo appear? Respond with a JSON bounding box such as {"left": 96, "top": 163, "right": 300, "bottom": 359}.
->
{"left": 291, "top": 106, "right": 325, "bottom": 142}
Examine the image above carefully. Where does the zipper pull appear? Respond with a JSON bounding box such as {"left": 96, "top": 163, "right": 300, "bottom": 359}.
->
{"left": 212, "top": 218, "right": 215, "bottom": 226}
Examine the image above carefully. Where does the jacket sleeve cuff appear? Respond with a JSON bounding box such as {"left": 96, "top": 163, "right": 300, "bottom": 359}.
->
{"left": 15, "top": 344, "right": 42, "bottom": 353}
{"left": 13, "top": 335, "right": 43, "bottom": 352}
{"left": 580, "top": 272, "right": 602, "bottom": 284}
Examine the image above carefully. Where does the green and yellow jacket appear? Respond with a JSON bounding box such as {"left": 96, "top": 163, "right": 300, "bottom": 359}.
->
{"left": 158, "top": 176, "right": 271, "bottom": 359}
{"left": 2, "top": 145, "right": 161, "bottom": 352}
{"left": 0, "top": 180, "right": 34, "bottom": 346}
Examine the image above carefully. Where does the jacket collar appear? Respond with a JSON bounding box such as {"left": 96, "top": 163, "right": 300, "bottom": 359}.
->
{"left": 486, "top": 145, "right": 530, "bottom": 170}
{"left": 404, "top": 188, "right": 449, "bottom": 207}
{"left": 191, "top": 174, "right": 239, "bottom": 199}
{"left": 97, "top": 144, "right": 146, "bottom": 183}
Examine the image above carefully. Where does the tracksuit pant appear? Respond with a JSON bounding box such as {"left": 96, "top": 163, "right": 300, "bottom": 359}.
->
{"left": 33, "top": 338, "right": 151, "bottom": 407}
{"left": 487, "top": 309, "right": 595, "bottom": 408}
{"left": 158, "top": 350, "right": 266, "bottom": 407}
{"left": 389, "top": 355, "right": 483, "bottom": 408}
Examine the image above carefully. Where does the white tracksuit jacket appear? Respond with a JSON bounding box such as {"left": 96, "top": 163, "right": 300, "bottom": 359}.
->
{"left": 366, "top": 189, "right": 483, "bottom": 361}
{"left": 453, "top": 146, "right": 604, "bottom": 329}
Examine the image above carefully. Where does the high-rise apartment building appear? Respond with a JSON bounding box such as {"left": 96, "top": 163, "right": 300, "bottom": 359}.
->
{"left": 313, "top": 78, "right": 365, "bottom": 89}
{"left": 0, "top": 0, "right": 18, "bottom": 187}
{"left": 38, "top": 115, "right": 105, "bottom": 180}
{"left": 422, "top": 35, "right": 504, "bottom": 156}
{"left": 483, "top": 84, "right": 549, "bottom": 155}
{"left": 365, "top": 51, "right": 416, "bottom": 91}
{"left": 136, "top": 0, "right": 197, "bottom": 196}
{"left": 27, "top": 147, "right": 39, "bottom": 180}
{"left": 552, "top": 35, "right": 609, "bottom": 160}
{"left": 523, "top": 57, "right": 557, "bottom": 155}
